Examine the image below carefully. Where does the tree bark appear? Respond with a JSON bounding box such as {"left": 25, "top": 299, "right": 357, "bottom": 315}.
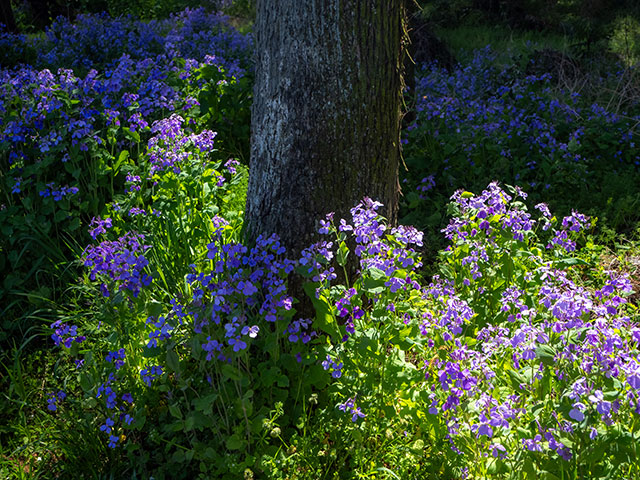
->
{"left": 246, "top": 0, "right": 404, "bottom": 258}
{"left": 403, "top": 0, "right": 419, "bottom": 128}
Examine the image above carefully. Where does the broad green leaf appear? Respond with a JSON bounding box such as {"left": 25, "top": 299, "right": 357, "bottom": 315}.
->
{"left": 303, "top": 282, "right": 340, "bottom": 338}
{"left": 166, "top": 349, "right": 180, "bottom": 373}
{"left": 225, "top": 433, "right": 245, "bottom": 451}
{"left": 221, "top": 363, "right": 242, "bottom": 381}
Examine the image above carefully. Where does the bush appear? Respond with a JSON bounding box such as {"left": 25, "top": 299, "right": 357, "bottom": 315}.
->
{"left": 0, "top": 9, "right": 252, "bottom": 342}
{"left": 284, "top": 183, "right": 638, "bottom": 478}
{"left": 401, "top": 46, "right": 640, "bottom": 258}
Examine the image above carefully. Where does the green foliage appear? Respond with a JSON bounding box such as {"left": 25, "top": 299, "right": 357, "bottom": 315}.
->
{"left": 0, "top": 54, "right": 251, "bottom": 347}
{"left": 10, "top": 0, "right": 227, "bottom": 28}
{"left": 420, "top": 0, "right": 640, "bottom": 60}
{"left": 609, "top": 15, "right": 640, "bottom": 66}
{"left": 4, "top": 3, "right": 640, "bottom": 480}
{"left": 192, "top": 63, "right": 253, "bottom": 163}
{"left": 98, "top": 0, "right": 221, "bottom": 20}
{"left": 400, "top": 44, "right": 640, "bottom": 262}
{"left": 222, "top": 0, "right": 255, "bottom": 22}
{"left": 435, "top": 25, "right": 570, "bottom": 63}
{"left": 21, "top": 121, "right": 255, "bottom": 478}
{"left": 293, "top": 185, "right": 640, "bottom": 479}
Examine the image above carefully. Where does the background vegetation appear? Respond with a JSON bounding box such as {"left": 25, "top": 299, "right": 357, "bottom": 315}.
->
{"left": 1, "top": 0, "right": 640, "bottom": 478}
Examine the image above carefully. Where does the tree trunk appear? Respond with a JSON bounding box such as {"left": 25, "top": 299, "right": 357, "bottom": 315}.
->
{"left": 403, "top": 0, "right": 419, "bottom": 128}
{"left": 1, "top": 1, "right": 18, "bottom": 33}
{"left": 246, "top": 0, "right": 404, "bottom": 259}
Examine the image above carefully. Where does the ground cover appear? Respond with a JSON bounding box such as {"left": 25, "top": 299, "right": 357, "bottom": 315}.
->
{"left": 1, "top": 7, "right": 640, "bottom": 480}
{"left": 0, "top": 7, "right": 252, "bottom": 340}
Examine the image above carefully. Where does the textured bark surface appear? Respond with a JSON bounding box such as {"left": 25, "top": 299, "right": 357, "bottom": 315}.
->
{"left": 246, "top": 0, "right": 404, "bottom": 257}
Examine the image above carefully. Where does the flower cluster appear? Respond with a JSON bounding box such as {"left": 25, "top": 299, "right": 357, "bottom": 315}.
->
{"left": 147, "top": 115, "right": 217, "bottom": 175}
{"left": 38, "top": 183, "right": 79, "bottom": 201}
{"left": 404, "top": 45, "right": 640, "bottom": 238}
{"left": 310, "top": 186, "right": 638, "bottom": 476}
{"left": 140, "top": 365, "right": 163, "bottom": 386}
{"left": 88, "top": 216, "right": 113, "bottom": 239}
{"left": 46, "top": 390, "right": 66, "bottom": 411}
{"left": 184, "top": 230, "right": 300, "bottom": 357}
{"left": 1, "top": 9, "right": 251, "bottom": 331}
{"left": 50, "top": 320, "right": 86, "bottom": 348}
{"left": 94, "top": 372, "right": 135, "bottom": 448}
{"left": 338, "top": 397, "right": 366, "bottom": 422}
{"left": 11, "top": 8, "right": 251, "bottom": 73}
{"left": 105, "top": 348, "right": 126, "bottom": 370}
{"left": 82, "top": 232, "right": 152, "bottom": 297}
{"left": 322, "top": 355, "right": 343, "bottom": 378}
{"left": 419, "top": 184, "right": 638, "bottom": 468}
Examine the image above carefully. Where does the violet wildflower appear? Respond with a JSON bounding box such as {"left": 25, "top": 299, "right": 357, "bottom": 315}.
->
{"left": 140, "top": 365, "right": 163, "bottom": 386}
{"left": 47, "top": 390, "right": 66, "bottom": 411}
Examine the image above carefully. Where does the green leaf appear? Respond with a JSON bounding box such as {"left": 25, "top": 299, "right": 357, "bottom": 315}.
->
{"left": 538, "top": 471, "right": 561, "bottom": 480}
{"left": 184, "top": 414, "right": 195, "bottom": 431}
{"left": 79, "top": 373, "right": 93, "bottom": 392}
{"left": 54, "top": 209, "right": 69, "bottom": 223}
{"left": 276, "top": 375, "right": 289, "bottom": 388}
{"left": 368, "top": 267, "right": 386, "bottom": 280}
{"left": 142, "top": 346, "right": 163, "bottom": 358}
{"left": 171, "top": 449, "right": 185, "bottom": 463}
{"left": 147, "top": 301, "right": 164, "bottom": 318}
{"left": 302, "top": 364, "right": 329, "bottom": 389}
{"left": 336, "top": 241, "right": 349, "bottom": 267}
{"left": 123, "top": 127, "right": 140, "bottom": 143}
{"left": 410, "top": 439, "right": 424, "bottom": 452}
{"left": 535, "top": 344, "right": 556, "bottom": 366}
{"left": 169, "top": 404, "right": 183, "bottom": 419}
{"left": 166, "top": 349, "right": 180, "bottom": 373}
{"left": 193, "top": 393, "right": 218, "bottom": 415}
{"left": 203, "top": 447, "right": 217, "bottom": 461}
{"left": 552, "top": 257, "right": 589, "bottom": 268}
{"left": 303, "top": 282, "right": 340, "bottom": 338}
{"left": 115, "top": 150, "right": 129, "bottom": 172}
{"left": 558, "top": 436, "right": 573, "bottom": 449}
{"left": 235, "top": 396, "right": 254, "bottom": 418}
{"left": 259, "top": 366, "right": 280, "bottom": 387}
{"left": 221, "top": 363, "right": 242, "bottom": 381}
{"left": 362, "top": 276, "right": 386, "bottom": 295}
{"left": 507, "top": 368, "right": 527, "bottom": 389}
{"left": 68, "top": 217, "right": 81, "bottom": 231}
{"left": 225, "top": 434, "right": 245, "bottom": 451}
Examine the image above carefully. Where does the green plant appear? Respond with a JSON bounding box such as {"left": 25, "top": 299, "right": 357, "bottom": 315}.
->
{"left": 609, "top": 15, "right": 640, "bottom": 66}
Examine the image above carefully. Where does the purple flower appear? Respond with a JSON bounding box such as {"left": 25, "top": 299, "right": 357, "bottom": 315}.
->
{"left": 83, "top": 232, "right": 152, "bottom": 297}
{"left": 241, "top": 325, "right": 259, "bottom": 338}
{"left": 105, "top": 348, "right": 126, "bottom": 369}
{"left": 568, "top": 407, "right": 584, "bottom": 422}
{"left": 140, "top": 365, "right": 163, "bottom": 386}
{"left": 50, "top": 320, "right": 85, "bottom": 348}
{"left": 46, "top": 390, "right": 66, "bottom": 411}
{"left": 229, "top": 337, "right": 247, "bottom": 352}
{"left": 522, "top": 435, "right": 543, "bottom": 452}
{"left": 628, "top": 374, "right": 640, "bottom": 390}
{"left": 108, "top": 435, "right": 119, "bottom": 449}
{"left": 351, "top": 407, "right": 366, "bottom": 422}
{"left": 240, "top": 280, "right": 258, "bottom": 296}
{"left": 202, "top": 337, "right": 222, "bottom": 361}
{"left": 88, "top": 217, "right": 113, "bottom": 239}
